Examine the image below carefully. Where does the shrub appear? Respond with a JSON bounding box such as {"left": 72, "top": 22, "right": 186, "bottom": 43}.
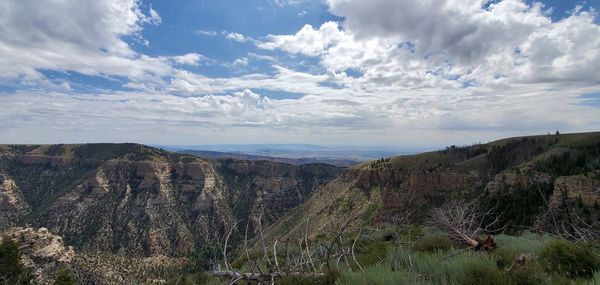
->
{"left": 388, "top": 246, "right": 501, "bottom": 284}
{"left": 53, "top": 267, "right": 77, "bottom": 285}
{"left": 413, "top": 235, "right": 452, "bottom": 253}
{"left": 459, "top": 261, "right": 506, "bottom": 285}
{"left": 538, "top": 240, "right": 599, "bottom": 278}
{"left": 493, "top": 233, "right": 552, "bottom": 268}
{"left": 584, "top": 271, "right": 600, "bottom": 285}
{"left": 335, "top": 264, "right": 420, "bottom": 285}
{"left": 0, "top": 239, "right": 32, "bottom": 284}
{"left": 505, "top": 265, "right": 544, "bottom": 285}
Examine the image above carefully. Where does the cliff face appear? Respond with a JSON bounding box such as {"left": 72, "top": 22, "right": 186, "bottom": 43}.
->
{"left": 265, "top": 132, "right": 600, "bottom": 239}
{"left": 0, "top": 144, "right": 341, "bottom": 257}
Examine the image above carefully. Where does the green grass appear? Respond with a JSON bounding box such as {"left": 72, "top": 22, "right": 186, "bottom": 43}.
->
{"left": 336, "top": 264, "right": 420, "bottom": 285}
{"left": 493, "top": 232, "right": 553, "bottom": 267}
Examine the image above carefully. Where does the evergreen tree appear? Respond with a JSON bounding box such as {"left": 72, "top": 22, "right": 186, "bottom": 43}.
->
{"left": 0, "top": 240, "right": 32, "bottom": 284}
{"left": 53, "top": 267, "right": 77, "bottom": 285}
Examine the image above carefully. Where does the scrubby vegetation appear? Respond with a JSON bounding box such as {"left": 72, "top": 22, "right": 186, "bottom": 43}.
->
{"left": 53, "top": 267, "right": 77, "bottom": 285}
{"left": 0, "top": 240, "right": 33, "bottom": 284}
{"left": 172, "top": 225, "right": 599, "bottom": 285}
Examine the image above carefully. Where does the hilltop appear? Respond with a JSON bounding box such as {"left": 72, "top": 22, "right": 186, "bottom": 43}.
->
{"left": 264, "top": 132, "right": 600, "bottom": 239}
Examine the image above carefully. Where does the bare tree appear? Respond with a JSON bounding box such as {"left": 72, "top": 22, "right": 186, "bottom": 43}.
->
{"left": 429, "top": 201, "right": 500, "bottom": 251}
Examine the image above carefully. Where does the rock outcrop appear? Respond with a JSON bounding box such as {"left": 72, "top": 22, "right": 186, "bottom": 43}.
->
{"left": 0, "top": 144, "right": 340, "bottom": 257}
{"left": 1, "top": 227, "right": 75, "bottom": 284}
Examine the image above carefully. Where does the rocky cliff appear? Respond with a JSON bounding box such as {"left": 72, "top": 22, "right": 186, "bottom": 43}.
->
{"left": 0, "top": 144, "right": 341, "bottom": 257}
{"left": 265, "top": 132, "right": 600, "bottom": 239}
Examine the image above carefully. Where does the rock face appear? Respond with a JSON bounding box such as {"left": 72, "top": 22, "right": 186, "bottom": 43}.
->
{"left": 1, "top": 226, "right": 189, "bottom": 285}
{"left": 0, "top": 144, "right": 341, "bottom": 257}
{"left": 265, "top": 132, "right": 600, "bottom": 238}
{"left": 1, "top": 227, "right": 75, "bottom": 285}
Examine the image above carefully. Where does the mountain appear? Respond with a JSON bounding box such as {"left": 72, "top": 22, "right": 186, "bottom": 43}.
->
{"left": 158, "top": 144, "right": 409, "bottom": 162}
{"left": 0, "top": 143, "right": 341, "bottom": 257}
{"left": 179, "top": 150, "right": 358, "bottom": 167}
{"left": 264, "top": 132, "right": 600, "bottom": 239}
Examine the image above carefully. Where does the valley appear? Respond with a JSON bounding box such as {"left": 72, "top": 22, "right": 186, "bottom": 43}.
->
{"left": 1, "top": 132, "right": 599, "bottom": 284}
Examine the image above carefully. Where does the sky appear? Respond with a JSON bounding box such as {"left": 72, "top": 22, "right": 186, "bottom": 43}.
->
{"left": 0, "top": 0, "right": 599, "bottom": 149}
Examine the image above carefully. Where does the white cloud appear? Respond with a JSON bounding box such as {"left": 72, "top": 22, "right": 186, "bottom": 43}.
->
{"left": 0, "top": 0, "right": 171, "bottom": 85}
{"left": 226, "top": 32, "right": 249, "bottom": 42}
{"left": 172, "top": 53, "right": 204, "bottom": 66}
{"left": 260, "top": 1, "right": 600, "bottom": 88}
{"left": 233, "top": 57, "right": 249, "bottom": 66}
{"left": 1, "top": 0, "right": 600, "bottom": 146}
{"left": 258, "top": 22, "right": 345, "bottom": 56}
{"left": 196, "top": 29, "right": 217, "bottom": 36}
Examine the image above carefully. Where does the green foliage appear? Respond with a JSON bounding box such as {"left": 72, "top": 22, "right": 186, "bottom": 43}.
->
{"left": 538, "top": 240, "right": 600, "bottom": 278}
{"left": 275, "top": 274, "right": 338, "bottom": 285}
{"left": 493, "top": 232, "right": 552, "bottom": 267}
{"left": 53, "top": 267, "right": 77, "bottom": 285}
{"left": 458, "top": 261, "right": 506, "bottom": 285}
{"left": 0, "top": 240, "right": 32, "bottom": 284}
{"left": 413, "top": 235, "right": 452, "bottom": 253}
{"left": 335, "top": 264, "right": 420, "bottom": 285}
{"left": 505, "top": 265, "right": 545, "bottom": 285}
{"left": 482, "top": 182, "right": 554, "bottom": 228}
{"left": 279, "top": 269, "right": 339, "bottom": 285}
{"left": 583, "top": 271, "right": 600, "bottom": 285}
{"left": 388, "top": 245, "right": 501, "bottom": 285}
{"left": 165, "top": 272, "right": 218, "bottom": 285}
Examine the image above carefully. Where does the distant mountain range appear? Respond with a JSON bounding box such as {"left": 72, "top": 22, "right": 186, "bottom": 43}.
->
{"left": 178, "top": 150, "right": 358, "bottom": 167}
{"left": 156, "top": 143, "right": 418, "bottom": 164}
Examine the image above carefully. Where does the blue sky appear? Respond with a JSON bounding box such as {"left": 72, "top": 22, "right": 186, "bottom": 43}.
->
{"left": 0, "top": 0, "right": 599, "bottom": 147}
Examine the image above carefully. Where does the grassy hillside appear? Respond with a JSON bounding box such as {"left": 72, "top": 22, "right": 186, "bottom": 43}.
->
{"left": 264, "top": 132, "right": 600, "bottom": 240}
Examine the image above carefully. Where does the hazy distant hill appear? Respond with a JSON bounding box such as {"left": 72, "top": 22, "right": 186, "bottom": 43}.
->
{"left": 158, "top": 144, "right": 410, "bottom": 162}
{"left": 179, "top": 149, "right": 358, "bottom": 167}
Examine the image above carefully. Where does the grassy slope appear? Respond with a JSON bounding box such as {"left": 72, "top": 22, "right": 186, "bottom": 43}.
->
{"left": 264, "top": 132, "right": 600, "bottom": 240}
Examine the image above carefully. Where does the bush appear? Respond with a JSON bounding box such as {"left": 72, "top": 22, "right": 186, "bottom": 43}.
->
{"left": 493, "top": 233, "right": 552, "bottom": 268}
{"left": 0, "top": 239, "right": 32, "bottom": 284}
{"left": 459, "top": 261, "right": 506, "bottom": 285}
{"left": 505, "top": 265, "right": 544, "bottom": 285}
{"left": 388, "top": 246, "right": 501, "bottom": 284}
{"left": 53, "top": 267, "right": 77, "bottom": 285}
{"left": 538, "top": 240, "right": 599, "bottom": 278}
{"left": 413, "top": 235, "right": 452, "bottom": 253}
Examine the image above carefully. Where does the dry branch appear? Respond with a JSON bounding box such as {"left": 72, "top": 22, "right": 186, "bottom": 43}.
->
{"left": 429, "top": 202, "right": 498, "bottom": 251}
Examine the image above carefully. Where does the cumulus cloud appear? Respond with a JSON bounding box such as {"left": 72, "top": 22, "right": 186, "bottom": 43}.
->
{"left": 1, "top": 0, "right": 600, "bottom": 145}
{"left": 0, "top": 0, "right": 171, "bottom": 84}
{"left": 260, "top": 0, "right": 600, "bottom": 88}
{"left": 172, "top": 53, "right": 204, "bottom": 66}
{"left": 258, "top": 22, "right": 345, "bottom": 56}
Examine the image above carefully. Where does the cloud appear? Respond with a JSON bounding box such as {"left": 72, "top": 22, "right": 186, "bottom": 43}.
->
{"left": 1, "top": 0, "right": 600, "bottom": 146}
{"left": 258, "top": 22, "right": 345, "bottom": 56}
{"left": 0, "top": 0, "right": 171, "bottom": 85}
{"left": 196, "top": 29, "right": 217, "bottom": 36}
{"left": 225, "top": 32, "right": 249, "bottom": 42}
{"left": 233, "top": 57, "right": 249, "bottom": 66}
{"left": 260, "top": 1, "right": 600, "bottom": 88}
{"left": 172, "top": 53, "right": 204, "bottom": 66}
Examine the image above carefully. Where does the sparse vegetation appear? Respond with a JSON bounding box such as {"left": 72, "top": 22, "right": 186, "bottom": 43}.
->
{"left": 0, "top": 240, "right": 32, "bottom": 285}
{"left": 53, "top": 267, "right": 77, "bottom": 285}
{"left": 538, "top": 240, "right": 600, "bottom": 278}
